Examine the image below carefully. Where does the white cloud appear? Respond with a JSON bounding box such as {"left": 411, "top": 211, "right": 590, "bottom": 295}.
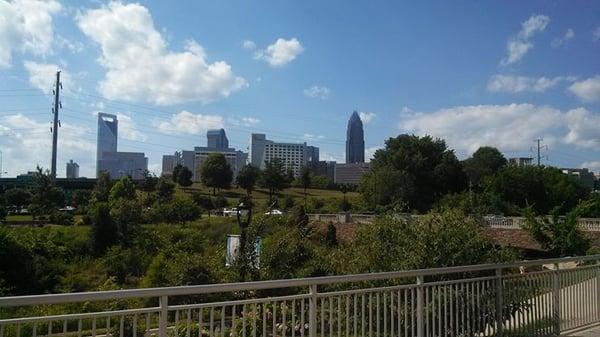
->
{"left": 0, "top": 114, "right": 95, "bottom": 177}
{"left": 76, "top": 2, "right": 246, "bottom": 105}
{"left": 568, "top": 76, "right": 600, "bottom": 102}
{"left": 487, "top": 74, "right": 572, "bottom": 93}
{"left": 242, "top": 40, "right": 256, "bottom": 50}
{"left": 501, "top": 14, "right": 550, "bottom": 66}
{"left": 551, "top": 28, "right": 574, "bottom": 48}
{"left": 116, "top": 114, "right": 146, "bottom": 141}
{"left": 24, "top": 60, "right": 73, "bottom": 94}
{"left": 0, "top": 0, "right": 62, "bottom": 67}
{"left": 320, "top": 152, "right": 342, "bottom": 162}
{"left": 359, "top": 112, "right": 376, "bottom": 124}
{"left": 593, "top": 27, "right": 600, "bottom": 42}
{"left": 303, "top": 85, "right": 330, "bottom": 99}
{"left": 400, "top": 103, "right": 565, "bottom": 155}
{"left": 563, "top": 108, "right": 600, "bottom": 148}
{"left": 156, "top": 111, "right": 224, "bottom": 135}
{"left": 303, "top": 133, "right": 325, "bottom": 141}
{"left": 228, "top": 116, "right": 260, "bottom": 127}
{"left": 255, "top": 38, "right": 303, "bottom": 67}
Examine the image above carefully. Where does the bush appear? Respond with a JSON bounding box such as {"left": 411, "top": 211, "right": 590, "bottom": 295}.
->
{"left": 214, "top": 195, "right": 228, "bottom": 209}
{"left": 151, "top": 196, "right": 201, "bottom": 225}
{"left": 49, "top": 211, "right": 74, "bottom": 226}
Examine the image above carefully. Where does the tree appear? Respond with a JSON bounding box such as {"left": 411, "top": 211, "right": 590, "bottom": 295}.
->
{"left": 171, "top": 164, "right": 183, "bottom": 183}
{"left": 155, "top": 175, "right": 175, "bottom": 202}
{"left": 360, "top": 135, "right": 467, "bottom": 213}
{"left": 177, "top": 166, "right": 193, "bottom": 189}
{"left": 192, "top": 192, "right": 214, "bottom": 217}
{"left": 29, "top": 166, "right": 65, "bottom": 218}
{"left": 572, "top": 194, "right": 600, "bottom": 218}
{"left": 93, "top": 171, "right": 112, "bottom": 203}
{"left": 109, "top": 176, "right": 137, "bottom": 204}
{"left": 90, "top": 202, "right": 118, "bottom": 254}
{"left": 71, "top": 190, "right": 91, "bottom": 209}
{"left": 152, "top": 196, "right": 201, "bottom": 225}
{"left": 259, "top": 159, "right": 287, "bottom": 204}
{"left": 462, "top": 146, "right": 507, "bottom": 187}
{"left": 311, "top": 175, "right": 331, "bottom": 190}
{"left": 0, "top": 198, "right": 6, "bottom": 222}
{"left": 524, "top": 206, "right": 590, "bottom": 257}
{"left": 300, "top": 166, "right": 311, "bottom": 207}
{"left": 200, "top": 153, "right": 233, "bottom": 195}
{"left": 4, "top": 188, "right": 31, "bottom": 211}
{"left": 139, "top": 170, "right": 158, "bottom": 194}
{"left": 236, "top": 164, "right": 261, "bottom": 195}
{"left": 484, "top": 166, "right": 589, "bottom": 215}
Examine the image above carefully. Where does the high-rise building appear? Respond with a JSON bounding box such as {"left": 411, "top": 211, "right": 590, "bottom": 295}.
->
{"left": 335, "top": 163, "right": 370, "bottom": 185}
{"left": 250, "top": 133, "right": 308, "bottom": 176}
{"left": 96, "top": 112, "right": 147, "bottom": 179}
{"left": 66, "top": 160, "right": 79, "bottom": 179}
{"left": 194, "top": 147, "right": 247, "bottom": 180}
{"left": 207, "top": 129, "right": 229, "bottom": 149}
{"left": 346, "top": 111, "right": 365, "bottom": 163}
{"left": 162, "top": 150, "right": 196, "bottom": 178}
{"left": 96, "top": 113, "right": 118, "bottom": 173}
{"left": 98, "top": 152, "right": 148, "bottom": 180}
{"left": 306, "top": 146, "right": 320, "bottom": 164}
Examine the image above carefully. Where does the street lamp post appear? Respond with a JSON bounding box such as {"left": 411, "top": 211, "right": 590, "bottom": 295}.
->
{"left": 236, "top": 201, "right": 253, "bottom": 281}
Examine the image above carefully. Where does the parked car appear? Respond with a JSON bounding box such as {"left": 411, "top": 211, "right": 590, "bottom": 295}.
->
{"left": 264, "top": 209, "right": 284, "bottom": 215}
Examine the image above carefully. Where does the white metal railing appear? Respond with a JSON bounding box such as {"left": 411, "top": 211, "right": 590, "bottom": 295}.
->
{"left": 1, "top": 255, "right": 600, "bottom": 337}
{"left": 307, "top": 213, "right": 600, "bottom": 231}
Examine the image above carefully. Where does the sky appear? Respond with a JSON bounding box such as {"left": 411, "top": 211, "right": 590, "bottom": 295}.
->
{"left": 0, "top": 0, "right": 599, "bottom": 178}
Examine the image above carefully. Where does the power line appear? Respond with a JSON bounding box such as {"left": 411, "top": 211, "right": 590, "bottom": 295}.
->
{"left": 531, "top": 138, "right": 548, "bottom": 166}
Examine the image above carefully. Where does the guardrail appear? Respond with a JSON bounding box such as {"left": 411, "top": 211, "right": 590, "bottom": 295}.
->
{"left": 2, "top": 255, "right": 600, "bottom": 337}
{"left": 308, "top": 213, "right": 600, "bottom": 231}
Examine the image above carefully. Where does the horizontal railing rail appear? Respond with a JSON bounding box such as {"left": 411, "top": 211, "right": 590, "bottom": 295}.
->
{"left": 2, "top": 255, "right": 600, "bottom": 337}
{"left": 308, "top": 213, "right": 600, "bottom": 231}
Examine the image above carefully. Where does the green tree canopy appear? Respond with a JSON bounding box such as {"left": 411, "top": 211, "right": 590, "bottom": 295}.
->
{"left": 155, "top": 175, "right": 175, "bottom": 202}
{"left": 29, "top": 166, "right": 65, "bottom": 217}
{"left": 236, "top": 164, "right": 261, "bottom": 195}
{"left": 462, "top": 146, "right": 507, "bottom": 187}
{"left": 484, "top": 165, "right": 590, "bottom": 215}
{"left": 177, "top": 166, "right": 193, "bottom": 188}
{"left": 109, "top": 176, "right": 137, "bottom": 204}
{"left": 93, "top": 171, "right": 112, "bottom": 203}
{"left": 259, "top": 159, "right": 287, "bottom": 203}
{"left": 200, "top": 153, "right": 233, "bottom": 195}
{"left": 360, "top": 135, "right": 467, "bottom": 212}
{"left": 171, "top": 164, "right": 183, "bottom": 183}
{"left": 4, "top": 188, "right": 31, "bottom": 210}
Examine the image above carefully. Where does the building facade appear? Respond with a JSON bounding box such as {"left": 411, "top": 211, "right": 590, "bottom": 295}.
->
{"left": 562, "top": 168, "right": 595, "bottom": 190}
{"left": 194, "top": 147, "right": 248, "bottom": 180}
{"left": 66, "top": 160, "right": 79, "bottom": 179}
{"left": 207, "top": 129, "right": 229, "bottom": 149}
{"left": 96, "top": 113, "right": 118, "bottom": 176}
{"left": 508, "top": 157, "right": 534, "bottom": 167}
{"left": 346, "top": 111, "right": 365, "bottom": 164}
{"left": 250, "top": 133, "right": 309, "bottom": 176}
{"left": 97, "top": 152, "right": 148, "bottom": 180}
{"left": 335, "top": 163, "right": 370, "bottom": 185}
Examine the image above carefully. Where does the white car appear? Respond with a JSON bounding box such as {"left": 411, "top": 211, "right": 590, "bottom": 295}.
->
{"left": 264, "top": 209, "right": 284, "bottom": 215}
{"left": 223, "top": 208, "right": 248, "bottom": 217}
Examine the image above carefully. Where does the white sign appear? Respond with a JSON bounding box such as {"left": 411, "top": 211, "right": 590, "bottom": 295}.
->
{"left": 226, "top": 234, "right": 261, "bottom": 268}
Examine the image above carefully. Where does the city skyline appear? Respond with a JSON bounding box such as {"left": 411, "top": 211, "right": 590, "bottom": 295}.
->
{"left": 0, "top": 1, "right": 599, "bottom": 177}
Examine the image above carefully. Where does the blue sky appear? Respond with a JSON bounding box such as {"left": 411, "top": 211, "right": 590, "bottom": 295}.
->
{"left": 0, "top": 0, "right": 599, "bottom": 178}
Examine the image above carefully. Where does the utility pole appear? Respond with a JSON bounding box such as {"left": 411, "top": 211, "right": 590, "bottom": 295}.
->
{"left": 51, "top": 71, "right": 61, "bottom": 179}
{"left": 532, "top": 138, "right": 548, "bottom": 166}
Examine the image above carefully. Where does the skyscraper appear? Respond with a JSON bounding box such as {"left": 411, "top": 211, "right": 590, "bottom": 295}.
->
{"left": 346, "top": 111, "right": 365, "bottom": 163}
{"left": 97, "top": 112, "right": 118, "bottom": 171}
{"left": 207, "top": 128, "right": 229, "bottom": 149}
{"left": 66, "top": 160, "right": 79, "bottom": 179}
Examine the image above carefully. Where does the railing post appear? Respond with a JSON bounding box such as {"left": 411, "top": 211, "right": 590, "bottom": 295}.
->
{"left": 309, "top": 284, "right": 318, "bottom": 337}
{"left": 495, "top": 268, "right": 504, "bottom": 336}
{"left": 416, "top": 275, "right": 424, "bottom": 337}
{"left": 159, "top": 295, "right": 168, "bottom": 337}
{"left": 596, "top": 260, "right": 600, "bottom": 321}
{"left": 552, "top": 263, "right": 561, "bottom": 335}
